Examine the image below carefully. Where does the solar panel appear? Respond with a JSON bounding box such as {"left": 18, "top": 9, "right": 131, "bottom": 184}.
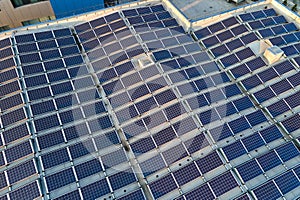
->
{"left": 253, "top": 181, "right": 281, "bottom": 200}
{"left": 222, "top": 141, "right": 247, "bottom": 161}
{"left": 239, "top": 13, "right": 254, "bottom": 22}
{"left": 236, "top": 159, "right": 263, "bottom": 182}
{"left": 118, "top": 189, "right": 146, "bottom": 200}
{"left": 275, "top": 171, "right": 300, "bottom": 194}
{"left": 45, "top": 168, "right": 76, "bottom": 191}
{"left": 209, "top": 171, "right": 238, "bottom": 196}
{"left": 173, "top": 162, "right": 201, "bottom": 186}
{"left": 9, "top": 181, "right": 41, "bottom": 200}
{"left": 241, "top": 132, "right": 265, "bottom": 152}
{"left": 5, "top": 141, "right": 32, "bottom": 163}
{"left": 185, "top": 184, "right": 215, "bottom": 200}
{"left": 81, "top": 179, "right": 110, "bottom": 199}
{"left": 149, "top": 174, "right": 178, "bottom": 199}
{"left": 109, "top": 168, "right": 137, "bottom": 190}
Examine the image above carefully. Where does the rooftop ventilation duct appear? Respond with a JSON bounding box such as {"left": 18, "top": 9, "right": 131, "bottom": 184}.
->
{"left": 263, "top": 46, "right": 284, "bottom": 65}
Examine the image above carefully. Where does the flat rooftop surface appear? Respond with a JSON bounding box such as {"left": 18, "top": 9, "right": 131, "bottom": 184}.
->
{"left": 170, "top": 0, "right": 251, "bottom": 20}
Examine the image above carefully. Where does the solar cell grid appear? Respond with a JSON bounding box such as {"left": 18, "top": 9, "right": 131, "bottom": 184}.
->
{"left": 19, "top": 53, "right": 40, "bottom": 64}
{"left": 185, "top": 184, "right": 215, "bottom": 200}
{"left": 0, "top": 81, "right": 21, "bottom": 98}
{"left": 74, "top": 158, "right": 102, "bottom": 179}
{"left": 109, "top": 168, "right": 137, "bottom": 190}
{"left": 64, "top": 122, "right": 89, "bottom": 141}
{"left": 236, "top": 159, "right": 263, "bottom": 182}
{"left": 185, "top": 133, "right": 210, "bottom": 154}
{"left": 34, "top": 114, "right": 60, "bottom": 132}
{"left": 273, "top": 15, "right": 287, "bottom": 24}
{"left": 102, "top": 148, "right": 128, "bottom": 169}
{"left": 269, "top": 36, "right": 286, "bottom": 46}
{"left": 235, "top": 47, "right": 255, "bottom": 61}
{"left": 142, "top": 13, "right": 158, "bottom": 23}
{"left": 222, "top": 140, "right": 247, "bottom": 161}
{"left": 15, "top": 34, "right": 35, "bottom": 44}
{"left": 123, "top": 9, "right": 138, "bottom": 17}
{"left": 94, "top": 25, "right": 111, "bottom": 37}
{"left": 118, "top": 189, "right": 146, "bottom": 200}
{"left": 239, "top": 13, "right": 254, "bottom": 22}
{"left": 9, "top": 181, "right": 41, "bottom": 200}
{"left": 148, "top": 21, "right": 165, "bottom": 30}
{"left": 0, "top": 68, "right": 18, "bottom": 84}
{"left": 258, "top": 28, "right": 275, "bottom": 37}
{"left": 153, "top": 126, "right": 176, "bottom": 146}
{"left": 56, "top": 36, "right": 76, "bottom": 47}
{"left": 24, "top": 74, "right": 47, "bottom": 88}
{"left": 252, "top": 10, "right": 267, "bottom": 19}
{"left": 284, "top": 22, "right": 298, "bottom": 32}
{"left": 55, "top": 190, "right": 81, "bottom": 200}
{"left": 209, "top": 171, "right": 238, "bottom": 196}
{"left": 275, "top": 171, "right": 300, "bottom": 194}
{"left": 69, "top": 139, "right": 96, "bottom": 159}
{"left": 17, "top": 43, "right": 38, "bottom": 54}
{"left": 173, "top": 162, "right": 201, "bottom": 186}
{"left": 282, "top": 33, "right": 298, "bottom": 44}
{"left": 282, "top": 45, "right": 298, "bottom": 56}
{"left": 109, "top": 19, "right": 126, "bottom": 31}
{"left": 75, "top": 22, "right": 91, "bottom": 34}
{"left": 30, "top": 99, "right": 56, "bottom": 116}
{"left": 135, "top": 97, "right": 157, "bottom": 114}
{"left": 1, "top": 107, "right": 26, "bottom": 127}
{"left": 253, "top": 181, "right": 281, "bottom": 200}
{"left": 45, "top": 168, "right": 76, "bottom": 191}
{"left": 261, "top": 18, "right": 276, "bottom": 27}
{"left": 211, "top": 45, "right": 229, "bottom": 58}
{"left": 2, "top": 123, "right": 29, "bottom": 144}
{"left": 274, "top": 60, "right": 294, "bottom": 75}
{"left": 47, "top": 70, "right": 69, "bottom": 82}
{"left": 5, "top": 141, "right": 32, "bottom": 163}
{"left": 220, "top": 54, "right": 239, "bottom": 68}
{"left": 0, "top": 38, "right": 11, "bottom": 49}
{"left": 270, "top": 79, "right": 292, "bottom": 95}
{"left": 275, "top": 142, "right": 300, "bottom": 162}
{"left": 53, "top": 28, "right": 72, "bottom": 38}
{"left": 149, "top": 174, "right": 178, "bottom": 199}
{"left": 246, "top": 110, "right": 267, "bottom": 126}
{"left": 241, "top": 132, "right": 265, "bottom": 152}
{"left": 41, "top": 148, "right": 70, "bottom": 169}
{"left": 37, "top": 130, "right": 65, "bottom": 149}
{"left": 162, "top": 143, "right": 188, "bottom": 165}
{"left": 202, "top": 35, "right": 220, "bottom": 48}
{"left": 271, "top": 25, "right": 287, "bottom": 35}
{"left": 228, "top": 116, "right": 251, "bottom": 134}
{"left": 257, "top": 150, "right": 282, "bottom": 171}
{"left": 81, "top": 178, "right": 110, "bottom": 199}
{"left": 0, "top": 47, "right": 13, "bottom": 60}
{"left": 156, "top": 11, "right": 172, "bottom": 20}
{"left": 38, "top": 40, "right": 57, "bottom": 50}
{"left": 194, "top": 27, "right": 211, "bottom": 40}
{"left": 0, "top": 58, "right": 15, "bottom": 71}
{"left": 35, "top": 31, "right": 53, "bottom": 41}
{"left": 254, "top": 87, "right": 276, "bottom": 103}
{"left": 248, "top": 21, "right": 264, "bottom": 30}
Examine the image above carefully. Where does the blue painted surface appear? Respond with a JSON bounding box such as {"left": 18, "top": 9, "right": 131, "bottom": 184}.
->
{"left": 50, "top": 0, "right": 105, "bottom": 19}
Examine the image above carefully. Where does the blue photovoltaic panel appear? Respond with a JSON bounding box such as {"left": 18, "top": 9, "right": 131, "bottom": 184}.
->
{"left": 209, "top": 172, "right": 238, "bottom": 196}
{"left": 185, "top": 184, "right": 215, "bottom": 200}
{"left": 236, "top": 159, "right": 263, "bottom": 182}
{"left": 253, "top": 181, "right": 281, "bottom": 200}
{"left": 149, "top": 174, "right": 177, "bottom": 199}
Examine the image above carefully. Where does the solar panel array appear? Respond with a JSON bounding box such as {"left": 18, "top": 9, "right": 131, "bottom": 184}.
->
{"left": 0, "top": 3, "right": 299, "bottom": 200}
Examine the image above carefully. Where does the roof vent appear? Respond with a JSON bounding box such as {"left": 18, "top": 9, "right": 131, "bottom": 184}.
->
{"left": 263, "top": 46, "right": 284, "bottom": 65}
{"left": 134, "top": 55, "right": 153, "bottom": 69}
